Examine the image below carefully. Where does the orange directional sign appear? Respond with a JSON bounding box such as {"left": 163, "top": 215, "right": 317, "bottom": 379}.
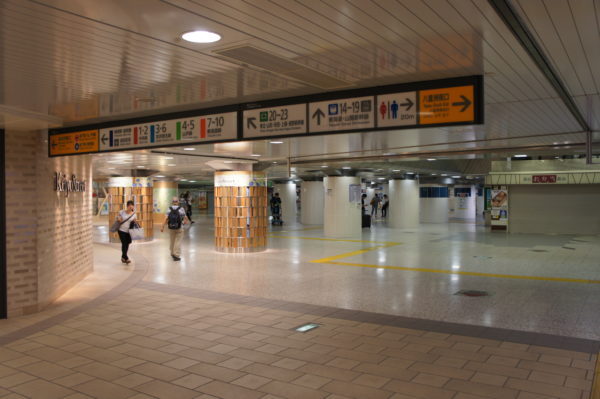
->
{"left": 49, "top": 130, "right": 99, "bottom": 156}
{"left": 419, "top": 85, "right": 474, "bottom": 125}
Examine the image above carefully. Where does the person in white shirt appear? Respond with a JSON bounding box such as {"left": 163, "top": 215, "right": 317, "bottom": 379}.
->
{"left": 160, "top": 197, "right": 189, "bottom": 261}
{"left": 117, "top": 200, "right": 136, "bottom": 264}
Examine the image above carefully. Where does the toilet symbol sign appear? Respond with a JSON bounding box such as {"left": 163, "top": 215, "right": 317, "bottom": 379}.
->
{"left": 377, "top": 92, "right": 417, "bottom": 128}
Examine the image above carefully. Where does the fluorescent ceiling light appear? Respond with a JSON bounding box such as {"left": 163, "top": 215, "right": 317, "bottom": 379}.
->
{"left": 392, "top": 169, "right": 400, "bottom": 172}
{"left": 513, "top": 154, "right": 528, "bottom": 158}
{"left": 431, "top": 173, "right": 437, "bottom": 176}
{"left": 189, "top": 180, "right": 197, "bottom": 183}
{"left": 137, "top": 166, "right": 145, "bottom": 168}
{"left": 377, "top": 177, "right": 386, "bottom": 180}
{"left": 342, "top": 166, "right": 351, "bottom": 169}
{"left": 452, "top": 175, "right": 461, "bottom": 178}
{"left": 250, "top": 154, "right": 261, "bottom": 157}
{"left": 183, "top": 148, "right": 195, "bottom": 151}
{"left": 165, "top": 156, "right": 174, "bottom": 160}
{"left": 155, "top": 175, "right": 164, "bottom": 178}
{"left": 168, "top": 164, "right": 176, "bottom": 166}
{"left": 270, "top": 141, "right": 283, "bottom": 144}
{"left": 321, "top": 165, "right": 328, "bottom": 168}
{"left": 406, "top": 172, "right": 414, "bottom": 175}
{"left": 181, "top": 30, "right": 221, "bottom": 43}
{"left": 272, "top": 161, "right": 278, "bottom": 164}
{"left": 427, "top": 158, "right": 436, "bottom": 161}
{"left": 181, "top": 179, "right": 188, "bottom": 181}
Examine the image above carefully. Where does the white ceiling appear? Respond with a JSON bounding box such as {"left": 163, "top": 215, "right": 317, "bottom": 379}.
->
{"left": 2, "top": 0, "right": 599, "bottom": 168}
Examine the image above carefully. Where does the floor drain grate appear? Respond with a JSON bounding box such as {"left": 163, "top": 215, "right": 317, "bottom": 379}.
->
{"left": 454, "top": 290, "right": 490, "bottom": 297}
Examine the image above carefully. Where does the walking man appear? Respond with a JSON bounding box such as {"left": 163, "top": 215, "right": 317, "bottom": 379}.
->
{"left": 160, "top": 197, "right": 189, "bottom": 261}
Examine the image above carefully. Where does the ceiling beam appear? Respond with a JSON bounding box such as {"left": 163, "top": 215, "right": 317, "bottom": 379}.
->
{"left": 488, "top": 0, "right": 590, "bottom": 132}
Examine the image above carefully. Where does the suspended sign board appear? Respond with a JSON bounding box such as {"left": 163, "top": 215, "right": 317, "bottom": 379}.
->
{"left": 49, "top": 76, "right": 482, "bottom": 156}
{"left": 243, "top": 104, "right": 306, "bottom": 138}
{"left": 98, "top": 112, "right": 237, "bottom": 151}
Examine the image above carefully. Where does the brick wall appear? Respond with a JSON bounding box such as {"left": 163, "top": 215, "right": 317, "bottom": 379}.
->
{"left": 5, "top": 130, "right": 93, "bottom": 316}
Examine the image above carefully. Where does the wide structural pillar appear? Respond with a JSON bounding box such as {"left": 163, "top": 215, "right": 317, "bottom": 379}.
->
{"left": 420, "top": 184, "right": 449, "bottom": 223}
{"left": 107, "top": 177, "right": 154, "bottom": 242}
{"left": 214, "top": 171, "right": 267, "bottom": 252}
{"left": 389, "top": 179, "right": 419, "bottom": 228}
{"left": 300, "top": 180, "right": 324, "bottom": 225}
{"left": 274, "top": 183, "right": 297, "bottom": 225}
{"left": 324, "top": 176, "right": 361, "bottom": 238}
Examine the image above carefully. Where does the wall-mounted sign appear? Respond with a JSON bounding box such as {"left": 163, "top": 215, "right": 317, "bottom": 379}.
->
{"left": 54, "top": 172, "right": 86, "bottom": 197}
{"left": 49, "top": 130, "right": 98, "bottom": 156}
{"left": 214, "top": 171, "right": 266, "bottom": 187}
{"left": 309, "top": 96, "right": 374, "bottom": 133}
{"left": 49, "top": 76, "right": 482, "bottom": 156}
{"left": 243, "top": 104, "right": 306, "bottom": 138}
{"left": 531, "top": 175, "right": 557, "bottom": 184}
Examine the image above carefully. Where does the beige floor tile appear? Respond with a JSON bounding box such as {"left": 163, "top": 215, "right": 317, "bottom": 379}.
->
{"left": 207, "top": 343, "right": 237, "bottom": 354}
{"left": 110, "top": 357, "right": 146, "bottom": 369}
{"left": 259, "top": 380, "right": 327, "bottom": 399}
{"left": 506, "top": 378, "right": 580, "bottom": 399}
{"left": 487, "top": 355, "right": 520, "bottom": 368}
{"left": 323, "top": 380, "right": 394, "bottom": 399}
{"left": 135, "top": 379, "right": 200, "bottom": 399}
{"left": 242, "top": 363, "right": 303, "bottom": 382}
{"left": 112, "top": 372, "right": 154, "bottom": 388}
{"left": 172, "top": 373, "right": 212, "bottom": 389}
{"left": 176, "top": 348, "right": 229, "bottom": 364}
{"left": 299, "top": 363, "right": 361, "bottom": 382}
{"left": 517, "top": 360, "right": 587, "bottom": 379}
{"left": 515, "top": 392, "right": 557, "bottom": 399}
{"left": 464, "top": 361, "right": 530, "bottom": 379}
{"left": 75, "top": 361, "right": 131, "bottom": 381}
{"left": 4, "top": 355, "right": 40, "bottom": 368}
{"left": 293, "top": 373, "right": 331, "bottom": 389}
{"left": 73, "top": 378, "right": 137, "bottom": 399}
{"left": 384, "top": 379, "right": 456, "bottom": 399}
{"left": 326, "top": 357, "right": 360, "bottom": 370}
{"left": 54, "top": 372, "right": 96, "bottom": 387}
{"left": 63, "top": 394, "right": 95, "bottom": 399}
{"left": 256, "top": 344, "right": 287, "bottom": 354}
{"left": 0, "top": 365, "right": 19, "bottom": 378}
{"left": 353, "top": 373, "right": 391, "bottom": 388}
{"left": 0, "top": 372, "right": 37, "bottom": 388}
{"left": 163, "top": 357, "right": 199, "bottom": 370}
{"left": 198, "top": 380, "right": 266, "bottom": 399}
{"left": 232, "top": 374, "right": 272, "bottom": 389}
{"left": 218, "top": 357, "right": 254, "bottom": 370}
{"left": 412, "top": 372, "right": 450, "bottom": 387}
{"left": 354, "top": 362, "right": 418, "bottom": 382}
{"left": 470, "top": 372, "right": 508, "bottom": 387}
{"left": 12, "top": 379, "right": 75, "bottom": 399}
{"left": 76, "top": 347, "right": 126, "bottom": 363}
{"left": 564, "top": 376, "right": 592, "bottom": 390}
{"left": 445, "top": 379, "right": 520, "bottom": 399}
{"left": 18, "top": 360, "right": 74, "bottom": 380}
{"left": 271, "top": 358, "right": 306, "bottom": 370}
{"left": 528, "top": 370, "right": 566, "bottom": 385}
{"left": 185, "top": 363, "right": 245, "bottom": 382}
{"left": 409, "top": 361, "right": 474, "bottom": 380}
{"left": 130, "top": 361, "right": 188, "bottom": 381}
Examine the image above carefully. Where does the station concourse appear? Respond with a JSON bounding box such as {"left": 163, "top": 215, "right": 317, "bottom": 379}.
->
{"left": 1, "top": 1, "right": 600, "bottom": 398}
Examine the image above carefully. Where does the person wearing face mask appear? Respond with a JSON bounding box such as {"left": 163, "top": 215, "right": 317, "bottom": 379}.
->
{"left": 116, "top": 200, "right": 136, "bottom": 264}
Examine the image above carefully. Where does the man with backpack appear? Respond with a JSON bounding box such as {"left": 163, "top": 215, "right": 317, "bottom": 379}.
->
{"left": 160, "top": 197, "right": 189, "bottom": 261}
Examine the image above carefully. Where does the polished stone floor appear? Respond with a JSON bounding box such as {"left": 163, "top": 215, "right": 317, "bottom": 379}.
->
{"left": 95, "top": 215, "right": 600, "bottom": 340}
{"left": 0, "top": 219, "right": 596, "bottom": 398}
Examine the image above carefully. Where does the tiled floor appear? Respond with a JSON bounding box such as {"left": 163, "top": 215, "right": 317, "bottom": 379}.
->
{"left": 0, "top": 265, "right": 595, "bottom": 399}
{"left": 94, "top": 216, "right": 600, "bottom": 339}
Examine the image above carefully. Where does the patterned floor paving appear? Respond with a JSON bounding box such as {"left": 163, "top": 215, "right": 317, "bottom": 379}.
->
{"left": 0, "top": 273, "right": 595, "bottom": 399}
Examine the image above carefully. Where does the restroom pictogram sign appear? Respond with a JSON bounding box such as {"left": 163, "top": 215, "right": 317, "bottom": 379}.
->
{"left": 419, "top": 85, "right": 474, "bottom": 125}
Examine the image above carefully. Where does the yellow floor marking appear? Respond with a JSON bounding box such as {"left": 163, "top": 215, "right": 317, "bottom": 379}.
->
{"left": 271, "top": 233, "right": 600, "bottom": 284}
{"left": 592, "top": 354, "right": 600, "bottom": 399}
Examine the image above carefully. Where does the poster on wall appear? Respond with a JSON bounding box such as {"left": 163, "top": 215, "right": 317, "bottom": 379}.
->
{"left": 490, "top": 187, "right": 508, "bottom": 227}
{"left": 197, "top": 192, "right": 208, "bottom": 209}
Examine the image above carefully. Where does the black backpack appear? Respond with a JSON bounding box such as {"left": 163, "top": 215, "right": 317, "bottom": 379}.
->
{"left": 168, "top": 206, "right": 183, "bottom": 230}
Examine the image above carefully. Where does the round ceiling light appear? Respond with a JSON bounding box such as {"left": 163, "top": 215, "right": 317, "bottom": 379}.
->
{"left": 181, "top": 30, "right": 221, "bottom": 43}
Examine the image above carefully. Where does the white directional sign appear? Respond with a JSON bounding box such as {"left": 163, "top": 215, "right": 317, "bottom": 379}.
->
{"left": 377, "top": 92, "right": 417, "bottom": 128}
{"left": 309, "top": 96, "right": 374, "bottom": 133}
{"left": 99, "top": 112, "right": 237, "bottom": 151}
{"left": 243, "top": 104, "right": 306, "bottom": 138}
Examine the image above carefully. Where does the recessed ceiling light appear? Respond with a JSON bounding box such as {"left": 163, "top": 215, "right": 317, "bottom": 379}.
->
{"left": 513, "top": 154, "right": 528, "bottom": 158}
{"left": 377, "top": 177, "right": 386, "bottom": 180}
{"left": 321, "top": 165, "right": 328, "bottom": 168}
{"left": 406, "top": 172, "right": 414, "bottom": 175}
{"left": 250, "top": 154, "right": 261, "bottom": 157}
{"left": 189, "top": 180, "right": 197, "bottom": 183}
{"left": 155, "top": 175, "right": 165, "bottom": 178}
{"left": 342, "top": 166, "right": 351, "bottom": 170}
{"left": 272, "top": 161, "right": 278, "bottom": 164}
{"left": 181, "top": 30, "right": 221, "bottom": 43}
{"left": 452, "top": 175, "right": 461, "bottom": 178}
{"left": 183, "top": 148, "right": 195, "bottom": 151}
{"left": 270, "top": 141, "right": 283, "bottom": 144}
{"left": 392, "top": 169, "right": 400, "bottom": 172}
{"left": 431, "top": 173, "right": 437, "bottom": 176}
{"left": 427, "top": 158, "right": 436, "bottom": 161}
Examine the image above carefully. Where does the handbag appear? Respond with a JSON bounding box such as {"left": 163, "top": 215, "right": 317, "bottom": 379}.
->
{"left": 110, "top": 212, "right": 134, "bottom": 233}
{"left": 129, "top": 221, "right": 145, "bottom": 240}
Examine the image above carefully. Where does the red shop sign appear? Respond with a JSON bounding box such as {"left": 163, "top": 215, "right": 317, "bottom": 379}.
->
{"left": 532, "top": 175, "right": 557, "bottom": 183}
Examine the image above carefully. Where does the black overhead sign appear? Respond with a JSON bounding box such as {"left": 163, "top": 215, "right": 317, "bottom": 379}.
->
{"left": 48, "top": 76, "right": 483, "bottom": 156}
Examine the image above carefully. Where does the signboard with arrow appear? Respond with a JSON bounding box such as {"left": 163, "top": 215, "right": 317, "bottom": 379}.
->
{"left": 377, "top": 92, "right": 416, "bottom": 128}
{"left": 243, "top": 104, "right": 306, "bottom": 138}
{"left": 309, "top": 96, "right": 374, "bottom": 133}
{"left": 49, "top": 130, "right": 98, "bottom": 156}
{"left": 419, "top": 85, "right": 474, "bottom": 125}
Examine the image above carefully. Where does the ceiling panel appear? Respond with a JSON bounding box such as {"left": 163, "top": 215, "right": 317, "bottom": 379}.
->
{"left": 0, "top": 0, "right": 591, "bottom": 158}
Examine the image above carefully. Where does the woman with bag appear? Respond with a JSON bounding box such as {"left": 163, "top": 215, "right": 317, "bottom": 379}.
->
{"left": 116, "top": 200, "right": 136, "bottom": 264}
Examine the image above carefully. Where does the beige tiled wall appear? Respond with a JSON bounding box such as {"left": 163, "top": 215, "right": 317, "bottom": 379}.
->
{"left": 4, "top": 130, "right": 93, "bottom": 316}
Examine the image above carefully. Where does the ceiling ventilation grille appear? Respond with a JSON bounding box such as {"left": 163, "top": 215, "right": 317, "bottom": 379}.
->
{"left": 214, "top": 45, "right": 352, "bottom": 90}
